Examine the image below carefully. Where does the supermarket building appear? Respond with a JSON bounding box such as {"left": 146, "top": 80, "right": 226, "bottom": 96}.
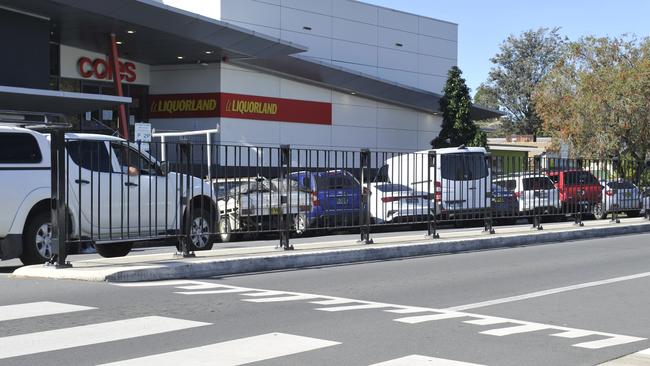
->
{"left": 0, "top": 0, "right": 499, "bottom": 153}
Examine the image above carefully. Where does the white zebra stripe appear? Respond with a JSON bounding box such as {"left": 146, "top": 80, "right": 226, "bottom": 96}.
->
{"left": 0, "top": 302, "right": 95, "bottom": 322}
{"left": 368, "top": 355, "right": 485, "bottom": 365}
{"left": 97, "top": 332, "right": 340, "bottom": 366}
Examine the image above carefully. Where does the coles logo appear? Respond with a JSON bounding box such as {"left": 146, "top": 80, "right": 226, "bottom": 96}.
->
{"left": 77, "top": 57, "right": 137, "bottom": 83}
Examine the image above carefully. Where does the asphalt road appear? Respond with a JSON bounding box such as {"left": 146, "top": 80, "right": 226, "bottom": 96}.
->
{"left": 1, "top": 233, "right": 649, "bottom": 365}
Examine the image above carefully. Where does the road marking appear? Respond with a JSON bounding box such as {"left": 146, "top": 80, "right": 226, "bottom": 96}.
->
{"left": 480, "top": 324, "right": 549, "bottom": 336}
{"left": 0, "top": 316, "right": 210, "bottom": 360}
{"left": 243, "top": 294, "right": 319, "bottom": 303}
{"left": 0, "top": 302, "right": 95, "bottom": 322}
{"left": 175, "top": 288, "right": 251, "bottom": 295}
{"left": 445, "top": 271, "right": 650, "bottom": 312}
{"left": 115, "top": 280, "right": 200, "bottom": 287}
{"left": 117, "top": 280, "right": 647, "bottom": 350}
{"left": 175, "top": 283, "right": 229, "bottom": 290}
{"left": 395, "top": 312, "right": 467, "bottom": 324}
{"left": 463, "top": 317, "right": 509, "bottom": 326}
{"left": 97, "top": 332, "right": 340, "bottom": 366}
{"left": 369, "top": 355, "right": 485, "bottom": 366}
{"left": 310, "top": 298, "right": 354, "bottom": 305}
{"left": 573, "top": 335, "right": 647, "bottom": 349}
{"left": 316, "top": 303, "right": 388, "bottom": 312}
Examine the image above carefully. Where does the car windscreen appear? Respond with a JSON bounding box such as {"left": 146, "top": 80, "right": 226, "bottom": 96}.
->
{"left": 374, "top": 184, "right": 411, "bottom": 192}
{"left": 494, "top": 179, "right": 516, "bottom": 191}
{"left": 216, "top": 182, "right": 244, "bottom": 198}
{"left": 523, "top": 177, "right": 555, "bottom": 190}
{"left": 564, "top": 171, "right": 599, "bottom": 186}
{"left": 441, "top": 153, "right": 488, "bottom": 181}
{"left": 607, "top": 181, "right": 636, "bottom": 190}
{"left": 315, "top": 174, "right": 359, "bottom": 190}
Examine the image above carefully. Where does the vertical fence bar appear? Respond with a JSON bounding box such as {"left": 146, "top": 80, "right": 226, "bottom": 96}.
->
{"left": 176, "top": 141, "right": 195, "bottom": 257}
{"left": 484, "top": 153, "right": 495, "bottom": 234}
{"left": 279, "top": 145, "right": 292, "bottom": 250}
{"left": 49, "top": 129, "right": 70, "bottom": 268}
{"left": 427, "top": 150, "right": 440, "bottom": 239}
{"left": 358, "top": 148, "right": 373, "bottom": 244}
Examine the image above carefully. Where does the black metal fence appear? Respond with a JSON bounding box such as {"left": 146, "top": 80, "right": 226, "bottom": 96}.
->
{"left": 48, "top": 136, "right": 650, "bottom": 266}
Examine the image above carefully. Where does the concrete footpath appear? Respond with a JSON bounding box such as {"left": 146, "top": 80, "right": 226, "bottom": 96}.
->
{"left": 12, "top": 217, "right": 650, "bottom": 283}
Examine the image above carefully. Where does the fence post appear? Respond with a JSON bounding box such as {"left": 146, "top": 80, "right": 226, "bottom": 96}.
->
{"left": 484, "top": 153, "right": 495, "bottom": 234}
{"left": 358, "top": 148, "right": 373, "bottom": 244}
{"left": 427, "top": 151, "right": 440, "bottom": 239}
{"left": 573, "top": 158, "right": 584, "bottom": 227}
{"left": 48, "top": 128, "right": 70, "bottom": 268}
{"left": 279, "top": 145, "right": 293, "bottom": 250}
{"left": 176, "top": 141, "right": 196, "bottom": 258}
{"left": 646, "top": 159, "right": 650, "bottom": 221}
{"left": 532, "top": 156, "right": 543, "bottom": 230}
{"left": 611, "top": 157, "right": 620, "bottom": 223}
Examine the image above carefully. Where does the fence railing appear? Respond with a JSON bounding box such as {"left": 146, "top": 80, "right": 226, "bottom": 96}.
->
{"left": 48, "top": 137, "right": 650, "bottom": 266}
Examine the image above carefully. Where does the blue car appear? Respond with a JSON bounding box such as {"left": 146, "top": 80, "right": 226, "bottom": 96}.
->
{"left": 289, "top": 170, "right": 362, "bottom": 229}
{"left": 491, "top": 183, "right": 519, "bottom": 220}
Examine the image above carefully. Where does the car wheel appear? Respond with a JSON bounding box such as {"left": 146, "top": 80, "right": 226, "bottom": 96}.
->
{"left": 20, "top": 211, "right": 53, "bottom": 265}
{"left": 626, "top": 210, "right": 641, "bottom": 218}
{"left": 218, "top": 216, "right": 232, "bottom": 243}
{"left": 592, "top": 203, "right": 607, "bottom": 220}
{"left": 294, "top": 213, "right": 308, "bottom": 236}
{"left": 96, "top": 242, "right": 133, "bottom": 258}
{"left": 186, "top": 208, "right": 215, "bottom": 251}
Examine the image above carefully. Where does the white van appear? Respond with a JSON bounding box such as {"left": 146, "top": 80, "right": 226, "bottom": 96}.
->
{"left": 382, "top": 146, "right": 491, "bottom": 216}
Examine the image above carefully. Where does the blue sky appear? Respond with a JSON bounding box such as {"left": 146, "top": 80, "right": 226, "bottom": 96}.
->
{"left": 365, "top": 0, "right": 650, "bottom": 95}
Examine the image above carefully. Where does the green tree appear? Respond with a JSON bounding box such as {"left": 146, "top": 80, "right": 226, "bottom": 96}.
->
{"left": 473, "top": 83, "right": 514, "bottom": 137}
{"left": 432, "top": 66, "right": 486, "bottom": 148}
{"left": 481, "top": 28, "right": 566, "bottom": 138}
{"left": 534, "top": 35, "right": 650, "bottom": 164}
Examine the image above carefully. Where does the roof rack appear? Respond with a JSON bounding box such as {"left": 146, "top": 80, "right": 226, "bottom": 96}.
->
{"left": 0, "top": 110, "right": 71, "bottom": 129}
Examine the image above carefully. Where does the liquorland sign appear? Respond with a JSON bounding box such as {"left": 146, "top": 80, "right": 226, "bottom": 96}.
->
{"left": 148, "top": 93, "right": 332, "bottom": 125}
{"left": 59, "top": 45, "right": 151, "bottom": 85}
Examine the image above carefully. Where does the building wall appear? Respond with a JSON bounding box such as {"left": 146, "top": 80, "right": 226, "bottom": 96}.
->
{"left": 161, "top": 0, "right": 457, "bottom": 94}
{"left": 220, "top": 63, "right": 442, "bottom": 152}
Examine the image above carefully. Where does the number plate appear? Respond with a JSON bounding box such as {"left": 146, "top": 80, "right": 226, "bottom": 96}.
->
{"left": 336, "top": 197, "right": 348, "bottom": 205}
{"left": 271, "top": 207, "right": 282, "bottom": 215}
{"left": 493, "top": 197, "right": 504, "bottom": 203}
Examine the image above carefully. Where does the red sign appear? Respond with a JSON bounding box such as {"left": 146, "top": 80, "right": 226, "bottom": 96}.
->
{"left": 149, "top": 93, "right": 220, "bottom": 119}
{"left": 148, "top": 93, "right": 332, "bottom": 125}
{"left": 220, "top": 93, "right": 331, "bottom": 125}
{"left": 77, "top": 57, "right": 137, "bottom": 83}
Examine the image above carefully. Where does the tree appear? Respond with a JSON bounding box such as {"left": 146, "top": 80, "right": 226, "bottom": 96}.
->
{"left": 481, "top": 28, "right": 566, "bottom": 138}
{"left": 534, "top": 36, "right": 650, "bottom": 163}
{"left": 432, "top": 66, "right": 486, "bottom": 148}
{"left": 473, "top": 83, "right": 514, "bottom": 137}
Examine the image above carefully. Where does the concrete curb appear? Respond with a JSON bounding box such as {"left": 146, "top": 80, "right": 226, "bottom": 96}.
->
{"left": 12, "top": 222, "right": 650, "bottom": 283}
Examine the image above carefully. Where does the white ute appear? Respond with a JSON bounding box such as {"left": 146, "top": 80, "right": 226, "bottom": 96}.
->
{"left": 0, "top": 126, "right": 218, "bottom": 265}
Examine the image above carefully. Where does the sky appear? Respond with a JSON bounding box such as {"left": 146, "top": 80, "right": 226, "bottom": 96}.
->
{"left": 364, "top": 0, "right": 650, "bottom": 95}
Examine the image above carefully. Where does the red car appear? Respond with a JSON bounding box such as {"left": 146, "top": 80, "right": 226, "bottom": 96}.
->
{"left": 546, "top": 170, "right": 603, "bottom": 214}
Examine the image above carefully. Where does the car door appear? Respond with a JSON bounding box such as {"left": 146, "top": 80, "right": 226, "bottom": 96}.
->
{"left": 110, "top": 142, "right": 175, "bottom": 236}
{"left": 66, "top": 140, "right": 120, "bottom": 239}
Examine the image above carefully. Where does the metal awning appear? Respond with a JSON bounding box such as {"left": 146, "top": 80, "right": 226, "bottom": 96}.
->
{"left": 0, "top": 85, "right": 132, "bottom": 114}
{"left": 0, "top": 0, "right": 306, "bottom": 65}
{"left": 236, "top": 55, "right": 503, "bottom": 120}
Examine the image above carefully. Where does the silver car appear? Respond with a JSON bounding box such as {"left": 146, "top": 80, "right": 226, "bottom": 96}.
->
{"left": 593, "top": 180, "right": 642, "bottom": 219}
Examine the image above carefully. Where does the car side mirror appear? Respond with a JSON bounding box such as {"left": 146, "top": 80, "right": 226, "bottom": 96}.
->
{"left": 160, "top": 161, "right": 169, "bottom": 175}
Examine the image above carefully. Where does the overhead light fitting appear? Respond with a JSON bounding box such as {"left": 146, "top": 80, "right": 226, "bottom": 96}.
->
{"left": 205, "top": 51, "right": 213, "bottom": 54}
{"left": 127, "top": 30, "right": 136, "bottom": 34}
{"left": 177, "top": 56, "right": 184, "bottom": 60}
{"left": 115, "top": 41, "right": 123, "bottom": 45}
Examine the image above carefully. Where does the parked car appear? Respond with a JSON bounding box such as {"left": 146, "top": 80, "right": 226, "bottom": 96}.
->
{"left": 216, "top": 176, "right": 311, "bottom": 242}
{"left": 367, "top": 183, "right": 431, "bottom": 224}
{"left": 490, "top": 183, "right": 519, "bottom": 220}
{"left": 0, "top": 127, "right": 218, "bottom": 265}
{"left": 592, "top": 180, "right": 642, "bottom": 219}
{"left": 383, "top": 146, "right": 491, "bottom": 218}
{"left": 546, "top": 170, "right": 602, "bottom": 216}
{"left": 642, "top": 188, "right": 650, "bottom": 216}
{"left": 493, "top": 174, "right": 560, "bottom": 216}
{"left": 288, "top": 170, "right": 362, "bottom": 229}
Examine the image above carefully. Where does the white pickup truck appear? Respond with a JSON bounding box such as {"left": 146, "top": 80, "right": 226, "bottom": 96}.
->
{"left": 0, "top": 126, "right": 218, "bottom": 265}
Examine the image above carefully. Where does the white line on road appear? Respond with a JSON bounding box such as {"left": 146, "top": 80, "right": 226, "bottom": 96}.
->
{"left": 0, "top": 316, "right": 210, "bottom": 360}
{"left": 368, "top": 355, "right": 485, "bottom": 366}
{"left": 96, "top": 332, "right": 340, "bottom": 366}
{"left": 175, "top": 288, "right": 251, "bottom": 295}
{"left": 463, "top": 317, "right": 510, "bottom": 326}
{"left": 316, "top": 303, "right": 388, "bottom": 312}
{"left": 309, "top": 298, "right": 354, "bottom": 305}
{"left": 243, "top": 294, "right": 319, "bottom": 303}
{"left": 572, "top": 335, "right": 648, "bottom": 349}
{"left": 445, "top": 271, "right": 650, "bottom": 312}
{"left": 394, "top": 312, "right": 467, "bottom": 324}
{"left": 0, "top": 302, "right": 95, "bottom": 322}
{"left": 480, "top": 324, "right": 549, "bottom": 336}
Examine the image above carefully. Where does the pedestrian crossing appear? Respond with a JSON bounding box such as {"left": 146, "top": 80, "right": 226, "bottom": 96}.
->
{"left": 0, "top": 300, "right": 487, "bottom": 365}
{"left": 116, "top": 279, "right": 648, "bottom": 351}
